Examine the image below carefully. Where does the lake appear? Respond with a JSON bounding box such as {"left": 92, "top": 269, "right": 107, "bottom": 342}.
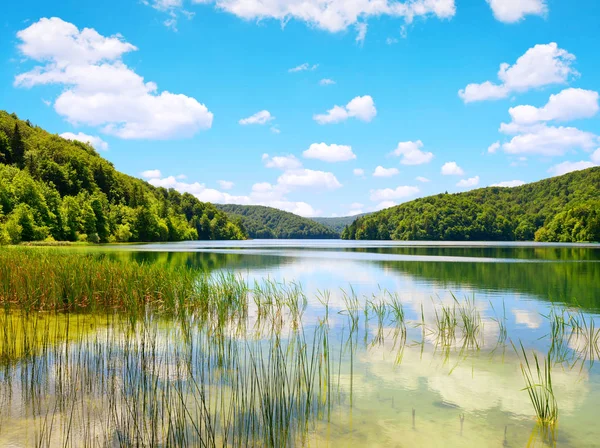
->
{"left": 1, "top": 240, "right": 600, "bottom": 447}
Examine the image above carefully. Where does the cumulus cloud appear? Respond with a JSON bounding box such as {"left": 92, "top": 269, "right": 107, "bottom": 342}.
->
{"left": 262, "top": 153, "right": 302, "bottom": 170}
{"left": 486, "top": 0, "right": 547, "bottom": 23}
{"left": 239, "top": 110, "right": 274, "bottom": 125}
{"left": 487, "top": 141, "right": 500, "bottom": 154}
{"left": 391, "top": 140, "right": 434, "bottom": 165}
{"left": 60, "top": 131, "right": 108, "bottom": 150}
{"left": 314, "top": 95, "right": 376, "bottom": 124}
{"left": 15, "top": 18, "right": 213, "bottom": 139}
{"left": 548, "top": 161, "right": 597, "bottom": 176}
{"left": 491, "top": 180, "right": 525, "bottom": 187}
{"left": 458, "top": 43, "right": 577, "bottom": 103}
{"left": 218, "top": 180, "right": 234, "bottom": 190}
{"left": 374, "top": 201, "right": 397, "bottom": 211}
{"left": 141, "top": 169, "right": 162, "bottom": 179}
{"left": 353, "top": 168, "right": 365, "bottom": 176}
{"left": 416, "top": 176, "right": 430, "bottom": 183}
{"left": 441, "top": 161, "right": 464, "bottom": 176}
{"left": 277, "top": 169, "right": 342, "bottom": 189}
{"left": 182, "top": 0, "right": 456, "bottom": 38}
{"left": 502, "top": 125, "right": 598, "bottom": 156}
{"left": 303, "top": 143, "right": 356, "bottom": 162}
{"left": 370, "top": 186, "right": 419, "bottom": 202}
{"left": 456, "top": 175, "right": 480, "bottom": 188}
{"left": 592, "top": 149, "right": 600, "bottom": 164}
{"left": 506, "top": 89, "right": 599, "bottom": 129}
{"left": 373, "top": 166, "right": 399, "bottom": 177}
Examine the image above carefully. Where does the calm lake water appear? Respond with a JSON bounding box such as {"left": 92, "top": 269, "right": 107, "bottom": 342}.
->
{"left": 2, "top": 240, "right": 600, "bottom": 447}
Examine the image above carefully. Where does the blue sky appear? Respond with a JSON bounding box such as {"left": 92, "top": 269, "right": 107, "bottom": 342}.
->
{"left": 1, "top": 0, "right": 599, "bottom": 217}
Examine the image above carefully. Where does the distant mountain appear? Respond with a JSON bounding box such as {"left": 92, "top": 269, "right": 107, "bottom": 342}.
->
{"left": 312, "top": 214, "right": 370, "bottom": 233}
{"left": 215, "top": 204, "right": 339, "bottom": 239}
{"left": 343, "top": 167, "right": 600, "bottom": 242}
{"left": 0, "top": 111, "right": 246, "bottom": 244}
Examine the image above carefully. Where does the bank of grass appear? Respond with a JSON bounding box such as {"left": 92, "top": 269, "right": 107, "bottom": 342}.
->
{"left": 0, "top": 247, "right": 250, "bottom": 316}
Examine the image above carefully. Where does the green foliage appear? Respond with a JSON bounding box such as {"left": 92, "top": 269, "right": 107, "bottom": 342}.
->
{"left": 312, "top": 213, "right": 369, "bottom": 233}
{"left": 0, "top": 111, "right": 246, "bottom": 243}
{"left": 343, "top": 169, "right": 600, "bottom": 242}
{"left": 216, "top": 204, "right": 339, "bottom": 239}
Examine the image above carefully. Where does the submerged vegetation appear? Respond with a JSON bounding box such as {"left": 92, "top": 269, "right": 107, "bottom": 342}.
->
{"left": 0, "top": 247, "right": 599, "bottom": 446}
{"left": 0, "top": 111, "right": 246, "bottom": 244}
{"left": 342, "top": 167, "right": 600, "bottom": 242}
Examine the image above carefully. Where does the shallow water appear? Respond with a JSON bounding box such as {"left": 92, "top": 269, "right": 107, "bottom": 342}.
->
{"left": 2, "top": 240, "right": 600, "bottom": 447}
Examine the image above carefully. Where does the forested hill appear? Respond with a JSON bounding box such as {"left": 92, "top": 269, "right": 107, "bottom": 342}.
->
{"left": 215, "top": 204, "right": 339, "bottom": 239}
{"left": 312, "top": 214, "right": 369, "bottom": 233}
{"left": 0, "top": 111, "right": 246, "bottom": 244}
{"left": 342, "top": 167, "right": 600, "bottom": 242}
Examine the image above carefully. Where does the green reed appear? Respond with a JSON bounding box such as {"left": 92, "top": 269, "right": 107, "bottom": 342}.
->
{"left": 514, "top": 341, "right": 558, "bottom": 427}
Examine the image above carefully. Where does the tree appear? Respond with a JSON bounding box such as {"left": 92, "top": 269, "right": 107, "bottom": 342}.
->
{"left": 11, "top": 124, "right": 25, "bottom": 168}
{"left": 0, "top": 131, "right": 10, "bottom": 164}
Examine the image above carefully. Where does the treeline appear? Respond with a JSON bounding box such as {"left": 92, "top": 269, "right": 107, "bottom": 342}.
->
{"left": 342, "top": 167, "right": 600, "bottom": 242}
{"left": 216, "top": 204, "right": 339, "bottom": 239}
{"left": 0, "top": 111, "right": 246, "bottom": 244}
{"left": 311, "top": 214, "right": 369, "bottom": 233}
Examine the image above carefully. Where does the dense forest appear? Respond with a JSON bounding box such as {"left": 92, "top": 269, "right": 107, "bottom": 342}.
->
{"left": 312, "top": 214, "right": 369, "bottom": 233}
{"left": 0, "top": 111, "right": 246, "bottom": 244}
{"left": 216, "top": 204, "right": 339, "bottom": 239}
{"left": 342, "top": 167, "right": 600, "bottom": 242}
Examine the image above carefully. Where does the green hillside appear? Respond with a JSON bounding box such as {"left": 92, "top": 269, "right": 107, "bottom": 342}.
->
{"left": 342, "top": 168, "right": 600, "bottom": 242}
{"left": 216, "top": 204, "right": 339, "bottom": 239}
{"left": 312, "top": 214, "right": 369, "bottom": 233}
{"left": 0, "top": 111, "right": 246, "bottom": 244}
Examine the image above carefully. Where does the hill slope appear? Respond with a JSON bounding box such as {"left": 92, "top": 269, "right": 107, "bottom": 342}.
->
{"left": 0, "top": 111, "right": 246, "bottom": 244}
{"left": 312, "top": 214, "right": 369, "bottom": 233}
{"left": 342, "top": 168, "right": 600, "bottom": 242}
{"left": 216, "top": 204, "right": 339, "bottom": 239}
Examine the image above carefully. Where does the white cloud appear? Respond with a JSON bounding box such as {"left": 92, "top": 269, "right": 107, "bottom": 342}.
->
{"left": 288, "top": 62, "right": 318, "bottom": 73}
{"left": 416, "top": 176, "right": 430, "bottom": 183}
{"left": 592, "top": 149, "right": 600, "bottom": 164}
{"left": 491, "top": 180, "right": 525, "bottom": 188}
{"left": 270, "top": 126, "right": 281, "bottom": 134}
{"left": 370, "top": 186, "right": 419, "bottom": 202}
{"left": 486, "top": 0, "right": 547, "bottom": 23}
{"left": 262, "top": 153, "right": 302, "bottom": 170}
{"left": 391, "top": 140, "right": 434, "bottom": 165}
{"left": 374, "top": 201, "right": 397, "bottom": 211}
{"left": 386, "top": 37, "right": 399, "bottom": 45}
{"left": 348, "top": 202, "right": 364, "bottom": 215}
{"left": 353, "top": 168, "right": 365, "bottom": 176}
{"left": 193, "top": 0, "right": 456, "bottom": 35}
{"left": 507, "top": 88, "right": 599, "bottom": 126}
{"left": 314, "top": 95, "right": 376, "bottom": 124}
{"left": 458, "top": 43, "right": 577, "bottom": 103}
{"left": 319, "top": 78, "right": 336, "bottom": 86}
{"left": 548, "top": 161, "right": 597, "bottom": 176}
{"left": 239, "top": 110, "right": 274, "bottom": 125}
{"left": 456, "top": 175, "right": 480, "bottom": 188}
{"left": 487, "top": 141, "right": 500, "bottom": 153}
{"left": 15, "top": 18, "right": 213, "bottom": 139}
{"left": 277, "top": 169, "right": 342, "bottom": 189}
{"left": 441, "top": 161, "right": 464, "bottom": 176}
{"left": 355, "top": 22, "right": 368, "bottom": 43}
{"left": 218, "top": 180, "right": 234, "bottom": 190}
{"left": 373, "top": 166, "right": 399, "bottom": 177}
{"left": 60, "top": 131, "right": 108, "bottom": 150}
{"left": 141, "top": 169, "right": 162, "bottom": 179}
{"left": 502, "top": 125, "right": 598, "bottom": 156}
{"left": 303, "top": 143, "right": 356, "bottom": 162}
{"left": 147, "top": 175, "right": 322, "bottom": 217}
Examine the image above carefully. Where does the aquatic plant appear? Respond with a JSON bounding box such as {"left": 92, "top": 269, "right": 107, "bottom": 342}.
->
{"left": 515, "top": 342, "right": 558, "bottom": 427}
